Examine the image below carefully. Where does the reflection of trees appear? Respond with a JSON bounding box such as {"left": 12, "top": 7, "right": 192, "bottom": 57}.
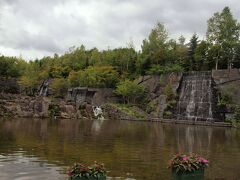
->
{"left": 0, "top": 120, "right": 16, "bottom": 149}
{"left": 0, "top": 119, "right": 239, "bottom": 179}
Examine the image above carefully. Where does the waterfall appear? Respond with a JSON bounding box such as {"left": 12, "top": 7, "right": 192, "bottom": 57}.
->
{"left": 176, "top": 71, "right": 215, "bottom": 121}
{"left": 39, "top": 79, "right": 49, "bottom": 96}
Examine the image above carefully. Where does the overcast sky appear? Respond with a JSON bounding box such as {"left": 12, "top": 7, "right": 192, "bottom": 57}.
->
{"left": 0, "top": 0, "right": 240, "bottom": 60}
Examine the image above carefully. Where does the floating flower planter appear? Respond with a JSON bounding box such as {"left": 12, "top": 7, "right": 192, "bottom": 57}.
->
{"left": 67, "top": 162, "right": 107, "bottom": 180}
{"left": 168, "top": 154, "right": 208, "bottom": 180}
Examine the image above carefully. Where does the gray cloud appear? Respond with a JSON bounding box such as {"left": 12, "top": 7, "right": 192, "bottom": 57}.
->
{"left": 0, "top": 0, "right": 239, "bottom": 59}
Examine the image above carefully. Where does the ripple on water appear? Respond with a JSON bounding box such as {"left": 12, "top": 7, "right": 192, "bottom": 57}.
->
{"left": 0, "top": 152, "right": 66, "bottom": 180}
{"left": 0, "top": 118, "right": 239, "bottom": 179}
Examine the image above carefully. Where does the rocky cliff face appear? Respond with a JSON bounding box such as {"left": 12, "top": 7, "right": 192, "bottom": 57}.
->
{"left": 0, "top": 94, "right": 50, "bottom": 118}
{"left": 135, "top": 73, "right": 182, "bottom": 118}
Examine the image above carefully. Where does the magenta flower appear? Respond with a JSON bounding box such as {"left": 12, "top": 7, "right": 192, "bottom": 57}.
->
{"left": 202, "top": 159, "right": 209, "bottom": 163}
{"left": 198, "top": 157, "right": 209, "bottom": 164}
{"left": 182, "top": 156, "right": 188, "bottom": 161}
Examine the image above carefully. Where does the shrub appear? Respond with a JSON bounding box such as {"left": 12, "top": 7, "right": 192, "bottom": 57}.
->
{"left": 115, "top": 79, "right": 147, "bottom": 104}
{"left": 163, "top": 83, "right": 177, "bottom": 101}
{"left": 48, "top": 104, "right": 60, "bottom": 117}
{"left": 233, "top": 106, "right": 240, "bottom": 122}
{"left": 218, "top": 85, "right": 238, "bottom": 106}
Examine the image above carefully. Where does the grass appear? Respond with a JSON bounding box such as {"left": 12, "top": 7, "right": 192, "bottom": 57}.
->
{"left": 108, "top": 103, "right": 147, "bottom": 120}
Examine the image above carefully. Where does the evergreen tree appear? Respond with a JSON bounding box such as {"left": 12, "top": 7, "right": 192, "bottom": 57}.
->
{"left": 188, "top": 33, "right": 198, "bottom": 71}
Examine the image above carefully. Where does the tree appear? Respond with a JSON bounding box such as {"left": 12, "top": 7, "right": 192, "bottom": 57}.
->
{"left": 137, "top": 23, "right": 169, "bottom": 74}
{"left": 50, "top": 78, "right": 69, "bottom": 98}
{"left": 178, "top": 35, "right": 186, "bottom": 46}
{"left": 206, "top": 6, "right": 240, "bottom": 69}
{"left": 188, "top": 33, "right": 198, "bottom": 71}
{"left": 194, "top": 40, "right": 208, "bottom": 70}
{"left": 0, "top": 56, "right": 26, "bottom": 78}
{"left": 77, "top": 65, "right": 119, "bottom": 88}
{"left": 115, "top": 79, "right": 147, "bottom": 104}
{"left": 175, "top": 37, "right": 188, "bottom": 71}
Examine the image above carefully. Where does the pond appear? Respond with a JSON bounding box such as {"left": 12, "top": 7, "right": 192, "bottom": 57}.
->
{"left": 0, "top": 118, "right": 239, "bottom": 179}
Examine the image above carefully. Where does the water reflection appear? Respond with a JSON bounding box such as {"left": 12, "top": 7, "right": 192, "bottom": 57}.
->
{"left": 0, "top": 118, "right": 239, "bottom": 179}
{"left": 0, "top": 152, "right": 64, "bottom": 180}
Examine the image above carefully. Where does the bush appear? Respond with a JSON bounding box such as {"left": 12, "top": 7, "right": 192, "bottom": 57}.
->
{"left": 48, "top": 104, "right": 60, "bottom": 117}
{"left": 217, "top": 85, "right": 238, "bottom": 106}
{"left": 225, "top": 106, "right": 240, "bottom": 128}
{"left": 163, "top": 83, "right": 177, "bottom": 101}
{"left": 115, "top": 79, "right": 147, "bottom": 104}
{"left": 233, "top": 106, "right": 240, "bottom": 121}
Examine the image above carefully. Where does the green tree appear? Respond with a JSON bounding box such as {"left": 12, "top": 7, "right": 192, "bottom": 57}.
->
{"left": 18, "top": 63, "right": 40, "bottom": 96}
{"left": 188, "top": 33, "right": 198, "bottom": 71}
{"left": 68, "top": 70, "right": 81, "bottom": 87}
{"left": 77, "top": 65, "right": 119, "bottom": 88}
{"left": 194, "top": 40, "right": 208, "bottom": 70}
{"left": 115, "top": 79, "right": 147, "bottom": 104}
{"left": 206, "top": 6, "right": 240, "bottom": 69}
{"left": 137, "top": 23, "right": 169, "bottom": 74}
{"left": 0, "top": 56, "right": 26, "bottom": 78}
{"left": 178, "top": 35, "right": 186, "bottom": 46}
{"left": 50, "top": 78, "right": 69, "bottom": 98}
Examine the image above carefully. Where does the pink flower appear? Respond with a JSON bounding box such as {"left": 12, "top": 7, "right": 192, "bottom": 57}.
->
{"left": 202, "top": 159, "right": 209, "bottom": 163}
{"left": 182, "top": 156, "right": 188, "bottom": 161}
{"left": 198, "top": 157, "right": 209, "bottom": 164}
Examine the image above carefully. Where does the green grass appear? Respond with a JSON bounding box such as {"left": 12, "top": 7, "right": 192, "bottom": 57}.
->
{"left": 108, "top": 103, "right": 146, "bottom": 120}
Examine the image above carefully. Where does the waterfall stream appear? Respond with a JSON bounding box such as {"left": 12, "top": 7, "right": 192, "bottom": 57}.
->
{"left": 39, "top": 79, "right": 49, "bottom": 96}
{"left": 176, "top": 71, "right": 215, "bottom": 121}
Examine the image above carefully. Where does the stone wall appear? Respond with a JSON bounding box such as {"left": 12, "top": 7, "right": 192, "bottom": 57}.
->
{"left": 212, "top": 69, "right": 240, "bottom": 105}
{"left": 66, "top": 87, "right": 119, "bottom": 107}
{"left": 212, "top": 68, "right": 240, "bottom": 84}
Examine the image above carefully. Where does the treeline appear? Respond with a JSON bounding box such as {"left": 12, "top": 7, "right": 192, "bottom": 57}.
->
{"left": 1, "top": 6, "right": 240, "bottom": 96}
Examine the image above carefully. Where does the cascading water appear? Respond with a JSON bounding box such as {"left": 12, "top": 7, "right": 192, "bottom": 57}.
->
{"left": 176, "top": 71, "right": 215, "bottom": 121}
{"left": 39, "top": 79, "right": 50, "bottom": 96}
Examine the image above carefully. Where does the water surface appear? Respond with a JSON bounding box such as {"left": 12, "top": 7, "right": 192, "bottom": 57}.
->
{"left": 0, "top": 118, "right": 239, "bottom": 179}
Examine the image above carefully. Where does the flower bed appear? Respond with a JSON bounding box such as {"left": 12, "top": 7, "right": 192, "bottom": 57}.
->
{"left": 67, "top": 162, "right": 106, "bottom": 180}
{"left": 168, "top": 154, "right": 209, "bottom": 180}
